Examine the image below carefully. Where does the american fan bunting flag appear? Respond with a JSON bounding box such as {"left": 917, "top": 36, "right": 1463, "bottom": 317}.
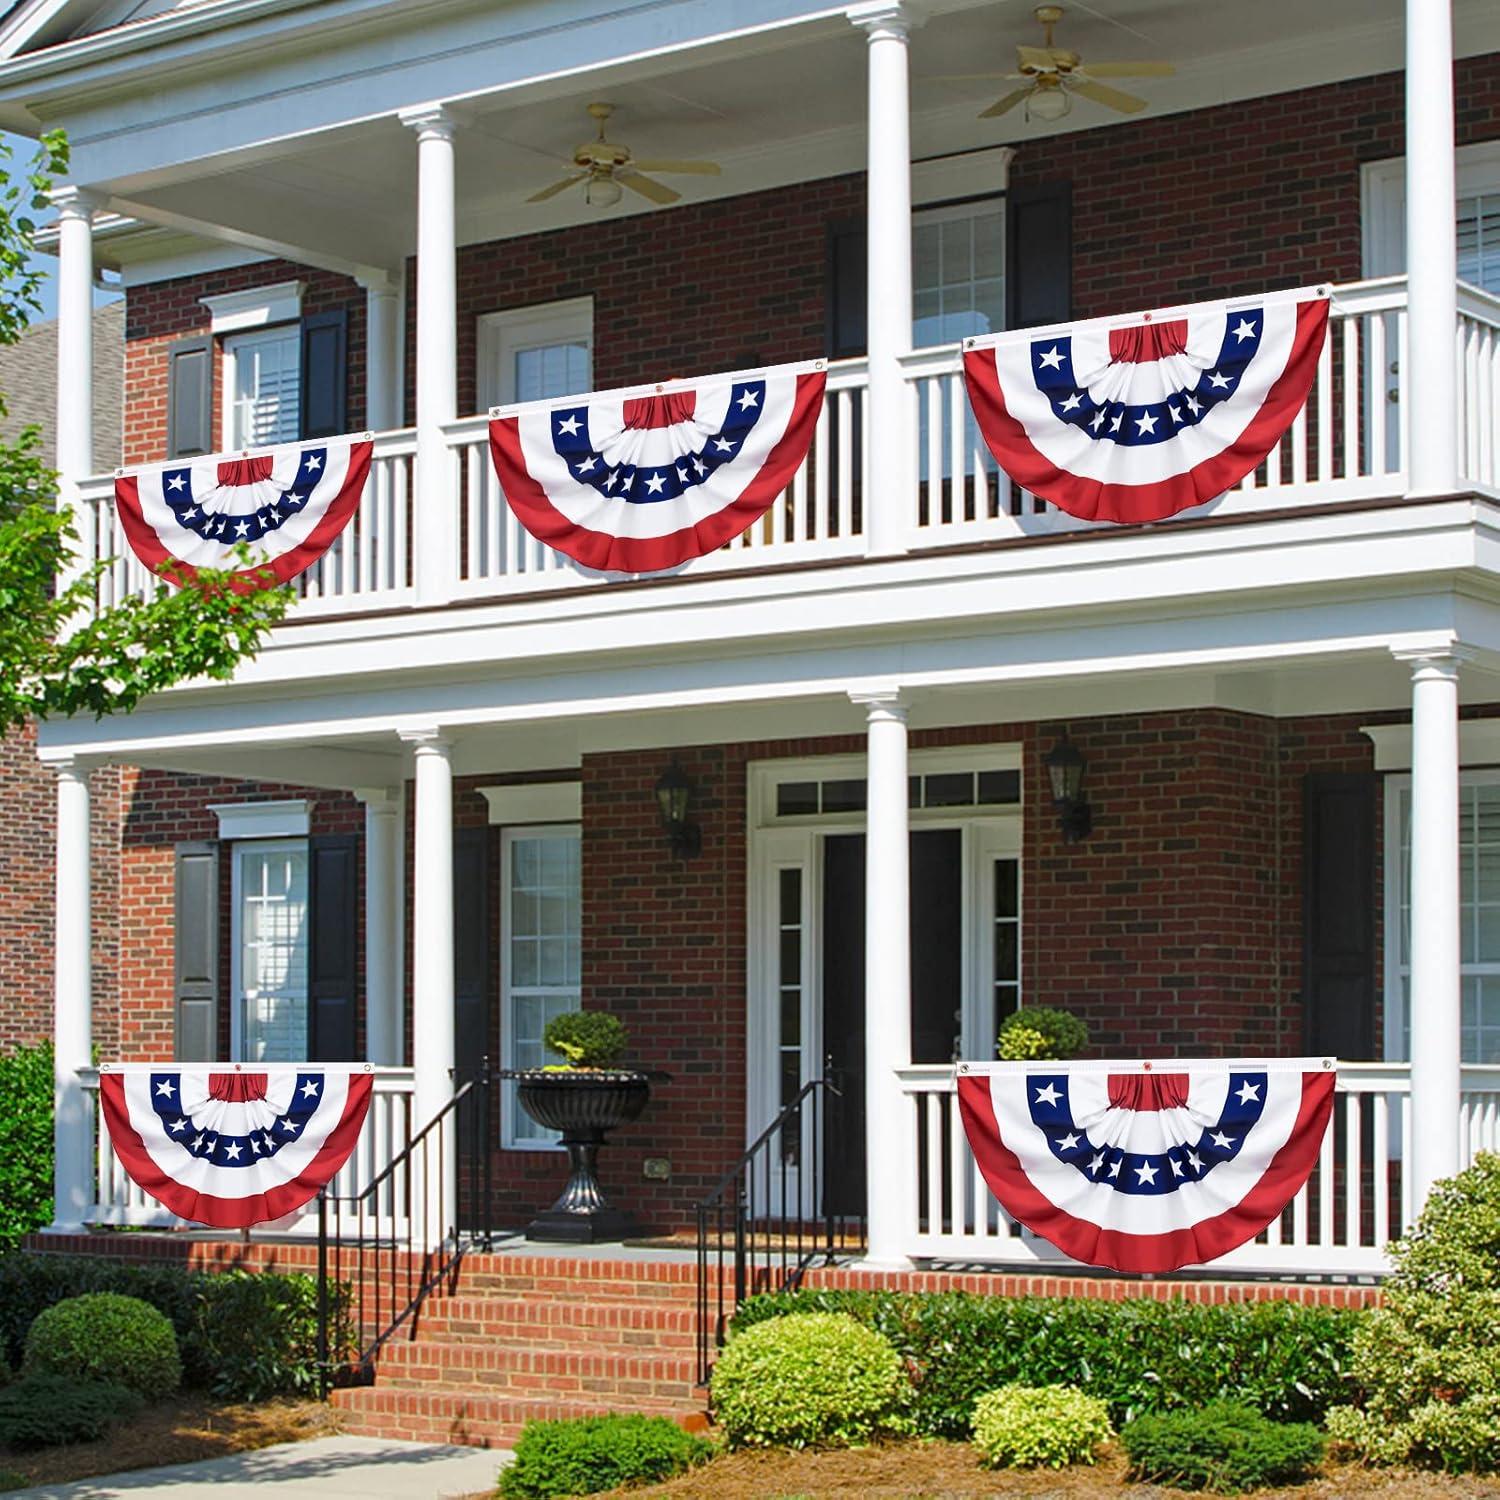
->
{"left": 114, "top": 437, "right": 372, "bottom": 587}
{"left": 99, "top": 1063, "right": 374, "bottom": 1228}
{"left": 963, "top": 286, "right": 1330, "bottom": 523}
{"left": 956, "top": 1058, "right": 1336, "bottom": 1273}
{"left": 488, "top": 360, "right": 827, "bottom": 573}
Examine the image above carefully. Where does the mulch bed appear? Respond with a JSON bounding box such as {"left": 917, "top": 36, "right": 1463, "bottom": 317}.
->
{"left": 0, "top": 1394, "right": 339, "bottom": 1490}
{"left": 604, "top": 1443, "right": 1500, "bottom": 1498}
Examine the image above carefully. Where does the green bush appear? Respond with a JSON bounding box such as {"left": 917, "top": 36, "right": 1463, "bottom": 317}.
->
{"left": 729, "top": 1289, "right": 1359, "bottom": 1435}
{"left": 498, "top": 1415, "right": 713, "bottom": 1498}
{"left": 1121, "top": 1402, "right": 1324, "bottom": 1493}
{"left": 1327, "top": 1153, "right": 1500, "bottom": 1472}
{"left": 542, "top": 1011, "right": 628, "bottom": 1068}
{"left": 971, "top": 1384, "right": 1113, "bottom": 1468}
{"left": 995, "top": 1007, "right": 1088, "bottom": 1061}
{"left": 194, "top": 1270, "right": 348, "bottom": 1401}
{"left": 0, "top": 1045, "right": 53, "bottom": 1253}
{"left": 0, "top": 1373, "right": 145, "bottom": 1450}
{"left": 710, "top": 1311, "right": 911, "bottom": 1449}
{"left": 24, "top": 1292, "right": 181, "bottom": 1398}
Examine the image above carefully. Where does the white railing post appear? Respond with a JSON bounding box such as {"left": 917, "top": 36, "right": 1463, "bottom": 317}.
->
{"left": 356, "top": 786, "right": 405, "bottom": 1066}
{"left": 359, "top": 271, "right": 404, "bottom": 433}
{"left": 849, "top": 685, "right": 913, "bottom": 1265}
{"left": 1403, "top": 0, "right": 1458, "bottom": 496}
{"left": 851, "top": 2, "right": 919, "bottom": 558}
{"left": 401, "top": 105, "right": 459, "bottom": 605}
{"left": 52, "top": 187, "right": 101, "bottom": 593}
{"left": 50, "top": 758, "right": 94, "bottom": 1233}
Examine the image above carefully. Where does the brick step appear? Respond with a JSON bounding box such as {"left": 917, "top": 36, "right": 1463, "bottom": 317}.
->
{"left": 376, "top": 1340, "right": 700, "bottom": 1399}
{"left": 449, "top": 1258, "right": 703, "bottom": 1297}
{"left": 332, "top": 1384, "right": 706, "bottom": 1450}
{"left": 408, "top": 1295, "right": 701, "bottom": 1347}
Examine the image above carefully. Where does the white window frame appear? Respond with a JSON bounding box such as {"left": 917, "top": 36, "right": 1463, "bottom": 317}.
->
{"left": 477, "top": 296, "right": 594, "bottom": 411}
{"left": 1362, "top": 141, "right": 1500, "bottom": 280}
{"left": 911, "top": 197, "right": 1007, "bottom": 350}
{"left": 1382, "top": 767, "right": 1500, "bottom": 1063}
{"left": 222, "top": 323, "right": 302, "bottom": 451}
{"left": 499, "top": 822, "right": 582, "bottom": 1151}
{"left": 229, "top": 836, "right": 310, "bottom": 1064}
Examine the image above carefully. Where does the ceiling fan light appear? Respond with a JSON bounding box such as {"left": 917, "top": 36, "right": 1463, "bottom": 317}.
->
{"left": 585, "top": 174, "right": 623, "bottom": 208}
{"left": 1027, "top": 84, "right": 1072, "bottom": 121}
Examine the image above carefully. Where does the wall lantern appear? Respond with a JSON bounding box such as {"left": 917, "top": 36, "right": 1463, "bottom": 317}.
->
{"left": 1043, "top": 735, "right": 1092, "bottom": 843}
{"left": 655, "top": 759, "right": 701, "bottom": 858}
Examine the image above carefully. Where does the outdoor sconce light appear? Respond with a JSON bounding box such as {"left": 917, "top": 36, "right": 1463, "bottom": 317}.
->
{"left": 655, "top": 759, "right": 701, "bottom": 858}
{"left": 1043, "top": 735, "right": 1092, "bottom": 843}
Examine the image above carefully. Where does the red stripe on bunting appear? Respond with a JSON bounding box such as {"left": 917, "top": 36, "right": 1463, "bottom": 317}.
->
{"left": 964, "top": 299, "right": 1329, "bottom": 524}
{"left": 956, "top": 1069, "right": 1335, "bottom": 1273}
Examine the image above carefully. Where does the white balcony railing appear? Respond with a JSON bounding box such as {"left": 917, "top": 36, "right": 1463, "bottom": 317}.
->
{"left": 74, "top": 276, "right": 1500, "bottom": 621}
{"left": 898, "top": 1062, "right": 1500, "bottom": 1276}
{"left": 78, "top": 1065, "right": 415, "bottom": 1232}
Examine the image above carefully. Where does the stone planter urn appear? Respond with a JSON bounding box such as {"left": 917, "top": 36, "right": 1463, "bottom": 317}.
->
{"left": 502, "top": 1068, "right": 656, "bottom": 1242}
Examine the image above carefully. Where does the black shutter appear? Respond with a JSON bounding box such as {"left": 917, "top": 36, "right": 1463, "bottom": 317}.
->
{"left": 174, "top": 842, "right": 219, "bottom": 1061}
{"left": 453, "top": 828, "right": 490, "bottom": 1076}
{"left": 166, "top": 336, "right": 214, "bottom": 459}
{"left": 299, "top": 308, "right": 348, "bottom": 440}
{"left": 308, "top": 834, "right": 359, "bottom": 1061}
{"left": 1006, "top": 181, "right": 1072, "bottom": 330}
{"left": 826, "top": 219, "right": 868, "bottom": 359}
{"left": 1302, "top": 773, "right": 1378, "bottom": 1060}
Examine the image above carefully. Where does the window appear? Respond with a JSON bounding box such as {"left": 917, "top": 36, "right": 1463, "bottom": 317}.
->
{"left": 478, "top": 297, "right": 594, "bottom": 411}
{"left": 502, "top": 826, "right": 582, "bottom": 1146}
{"left": 224, "top": 326, "right": 301, "bottom": 449}
{"left": 1387, "top": 775, "right": 1500, "bottom": 1063}
{"left": 913, "top": 201, "right": 1006, "bottom": 349}
{"left": 232, "top": 839, "right": 310, "bottom": 1062}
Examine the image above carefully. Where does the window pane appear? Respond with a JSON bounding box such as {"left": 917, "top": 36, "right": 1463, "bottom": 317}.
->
{"left": 776, "top": 782, "right": 819, "bottom": 816}
{"left": 237, "top": 843, "right": 309, "bottom": 1063}
{"left": 230, "top": 329, "right": 301, "bottom": 449}
{"left": 923, "top": 772, "right": 974, "bottom": 808}
{"left": 977, "top": 769, "right": 1021, "bottom": 805}
{"left": 821, "top": 779, "right": 866, "bottom": 814}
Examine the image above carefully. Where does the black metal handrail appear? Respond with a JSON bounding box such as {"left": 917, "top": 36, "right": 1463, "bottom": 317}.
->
{"left": 317, "top": 1060, "right": 493, "bottom": 1394}
{"left": 694, "top": 1074, "right": 864, "bottom": 1385}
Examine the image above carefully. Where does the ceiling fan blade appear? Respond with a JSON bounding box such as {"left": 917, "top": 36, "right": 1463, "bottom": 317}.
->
{"left": 618, "top": 171, "right": 681, "bottom": 205}
{"left": 1068, "top": 78, "right": 1149, "bottom": 113}
{"left": 1080, "top": 60, "right": 1175, "bottom": 78}
{"left": 629, "top": 159, "right": 722, "bottom": 176}
{"left": 930, "top": 70, "right": 1029, "bottom": 82}
{"left": 979, "top": 87, "right": 1034, "bottom": 119}
{"left": 526, "top": 172, "right": 588, "bottom": 203}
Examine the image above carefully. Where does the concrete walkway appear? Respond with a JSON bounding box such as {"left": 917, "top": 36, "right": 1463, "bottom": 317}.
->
{"left": 9, "top": 1437, "right": 510, "bottom": 1498}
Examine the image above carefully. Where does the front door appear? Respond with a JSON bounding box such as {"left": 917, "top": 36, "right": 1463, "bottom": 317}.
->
{"left": 821, "top": 829, "right": 963, "bottom": 1217}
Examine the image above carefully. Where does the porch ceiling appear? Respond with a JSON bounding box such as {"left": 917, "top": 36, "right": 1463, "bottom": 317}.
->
{"left": 92, "top": 0, "right": 1500, "bottom": 279}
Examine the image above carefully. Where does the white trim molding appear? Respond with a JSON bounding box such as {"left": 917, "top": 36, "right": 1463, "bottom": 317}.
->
{"left": 1360, "top": 719, "right": 1500, "bottom": 771}
{"left": 479, "top": 782, "right": 582, "bottom": 825}
{"left": 208, "top": 798, "right": 310, "bottom": 840}
{"left": 200, "top": 279, "right": 304, "bottom": 335}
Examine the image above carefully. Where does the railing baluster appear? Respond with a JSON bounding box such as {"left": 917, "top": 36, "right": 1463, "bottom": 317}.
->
{"left": 1341, "top": 312, "right": 1360, "bottom": 480}
{"left": 1369, "top": 312, "right": 1388, "bottom": 478}
{"left": 1316, "top": 329, "right": 1333, "bottom": 485}
{"left": 813, "top": 396, "right": 831, "bottom": 537}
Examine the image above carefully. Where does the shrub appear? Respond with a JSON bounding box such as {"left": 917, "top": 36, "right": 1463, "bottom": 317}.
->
{"left": 995, "top": 1007, "right": 1088, "bottom": 1061}
{"left": 710, "top": 1311, "right": 910, "bottom": 1448}
{"left": 24, "top": 1292, "right": 181, "bottom": 1398}
{"left": 194, "top": 1270, "right": 349, "bottom": 1401}
{"left": 1329, "top": 1153, "right": 1500, "bottom": 1472}
{"left": 0, "top": 1045, "right": 53, "bottom": 1253}
{"left": 0, "top": 1373, "right": 145, "bottom": 1450}
{"left": 971, "top": 1384, "right": 1113, "bottom": 1468}
{"left": 498, "top": 1414, "right": 713, "bottom": 1498}
{"left": 729, "top": 1289, "right": 1359, "bottom": 1435}
{"left": 542, "top": 1011, "right": 627, "bottom": 1068}
{"left": 1121, "top": 1402, "right": 1324, "bottom": 1493}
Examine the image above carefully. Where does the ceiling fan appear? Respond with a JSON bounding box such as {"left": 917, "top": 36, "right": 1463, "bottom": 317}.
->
{"left": 955, "top": 5, "right": 1174, "bottom": 123}
{"left": 527, "top": 103, "right": 722, "bottom": 208}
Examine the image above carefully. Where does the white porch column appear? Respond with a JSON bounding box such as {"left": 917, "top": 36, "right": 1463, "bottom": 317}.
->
{"left": 1401, "top": 649, "right": 1464, "bottom": 1209}
{"left": 400, "top": 105, "right": 458, "bottom": 604}
{"left": 53, "top": 187, "right": 101, "bottom": 587}
{"left": 51, "top": 760, "right": 94, "bottom": 1232}
{"left": 850, "top": 686, "right": 912, "bottom": 1266}
{"left": 1403, "top": 0, "right": 1457, "bottom": 495}
{"left": 358, "top": 273, "right": 403, "bottom": 432}
{"left": 851, "top": 1, "right": 919, "bottom": 559}
{"left": 356, "top": 787, "right": 404, "bottom": 1066}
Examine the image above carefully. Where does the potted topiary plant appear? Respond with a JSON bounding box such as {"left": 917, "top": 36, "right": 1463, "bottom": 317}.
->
{"left": 502, "top": 1010, "right": 661, "bottom": 1243}
{"left": 996, "top": 1006, "right": 1089, "bottom": 1061}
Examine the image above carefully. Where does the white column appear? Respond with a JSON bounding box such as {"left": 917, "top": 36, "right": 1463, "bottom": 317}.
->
{"left": 851, "top": 2, "right": 920, "bottom": 558}
{"left": 1403, "top": 0, "right": 1458, "bottom": 495}
{"left": 356, "top": 787, "right": 404, "bottom": 1066}
{"left": 51, "top": 760, "right": 94, "bottom": 1232}
{"left": 358, "top": 274, "right": 403, "bottom": 432}
{"left": 52, "top": 187, "right": 101, "bottom": 588}
{"left": 850, "top": 686, "right": 912, "bottom": 1266}
{"left": 1401, "top": 649, "right": 1464, "bottom": 1209}
{"left": 400, "top": 105, "right": 458, "bottom": 604}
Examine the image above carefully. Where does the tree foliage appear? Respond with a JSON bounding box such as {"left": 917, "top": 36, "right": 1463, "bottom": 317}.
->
{"left": 0, "top": 130, "right": 289, "bottom": 739}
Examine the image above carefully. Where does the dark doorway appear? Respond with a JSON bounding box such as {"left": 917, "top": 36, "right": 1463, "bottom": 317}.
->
{"left": 821, "top": 829, "right": 963, "bottom": 1217}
